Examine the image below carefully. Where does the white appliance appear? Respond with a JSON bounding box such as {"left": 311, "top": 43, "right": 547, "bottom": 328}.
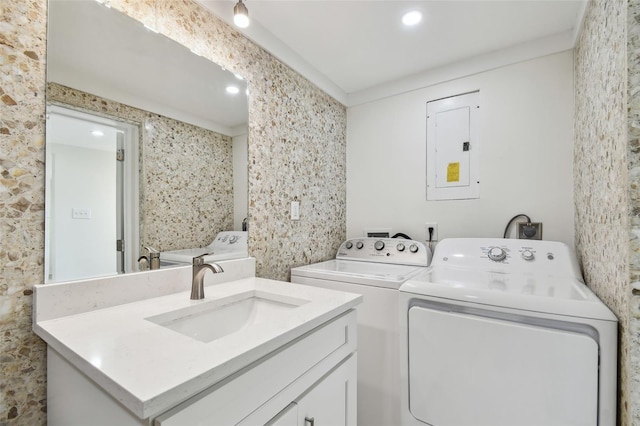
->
{"left": 400, "top": 238, "right": 618, "bottom": 426}
{"left": 291, "top": 237, "right": 431, "bottom": 426}
{"left": 160, "top": 231, "right": 248, "bottom": 264}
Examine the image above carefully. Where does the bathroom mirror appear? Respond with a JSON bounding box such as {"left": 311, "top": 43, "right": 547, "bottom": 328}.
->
{"left": 45, "top": 0, "right": 248, "bottom": 283}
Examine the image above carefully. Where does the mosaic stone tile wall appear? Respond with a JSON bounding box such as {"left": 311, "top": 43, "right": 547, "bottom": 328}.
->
{"left": 1, "top": 0, "right": 346, "bottom": 423}
{"left": 0, "top": 0, "right": 48, "bottom": 423}
{"left": 47, "top": 83, "right": 234, "bottom": 252}
{"left": 574, "top": 0, "right": 632, "bottom": 423}
{"left": 628, "top": 1, "right": 640, "bottom": 423}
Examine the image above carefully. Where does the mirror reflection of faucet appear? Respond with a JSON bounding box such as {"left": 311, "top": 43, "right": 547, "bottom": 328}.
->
{"left": 138, "top": 246, "right": 160, "bottom": 271}
{"left": 191, "top": 254, "right": 224, "bottom": 300}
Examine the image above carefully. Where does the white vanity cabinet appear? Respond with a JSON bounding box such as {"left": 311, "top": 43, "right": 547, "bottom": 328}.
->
{"left": 48, "top": 310, "right": 356, "bottom": 426}
{"left": 35, "top": 272, "right": 362, "bottom": 426}
{"left": 265, "top": 355, "right": 357, "bottom": 426}
{"left": 153, "top": 310, "right": 357, "bottom": 426}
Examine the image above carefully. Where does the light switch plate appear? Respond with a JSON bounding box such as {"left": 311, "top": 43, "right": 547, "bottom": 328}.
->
{"left": 290, "top": 201, "right": 300, "bottom": 220}
{"left": 72, "top": 208, "right": 92, "bottom": 219}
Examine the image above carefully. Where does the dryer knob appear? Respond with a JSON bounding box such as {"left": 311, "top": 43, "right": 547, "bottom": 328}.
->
{"left": 409, "top": 244, "right": 419, "bottom": 253}
{"left": 345, "top": 241, "right": 353, "bottom": 249}
{"left": 356, "top": 241, "right": 364, "bottom": 249}
{"left": 396, "top": 243, "right": 406, "bottom": 252}
{"left": 521, "top": 250, "right": 535, "bottom": 261}
{"left": 374, "top": 241, "right": 385, "bottom": 251}
{"left": 487, "top": 247, "right": 507, "bottom": 262}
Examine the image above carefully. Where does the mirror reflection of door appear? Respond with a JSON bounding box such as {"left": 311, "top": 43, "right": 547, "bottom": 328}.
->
{"left": 45, "top": 105, "right": 140, "bottom": 283}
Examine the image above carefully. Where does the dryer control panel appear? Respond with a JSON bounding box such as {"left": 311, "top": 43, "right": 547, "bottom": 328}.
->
{"left": 336, "top": 238, "right": 431, "bottom": 266}
{"left": 431, "top": 238, "right": 582, "bottom": 279}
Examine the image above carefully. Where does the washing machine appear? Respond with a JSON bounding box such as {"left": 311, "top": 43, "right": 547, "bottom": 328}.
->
{"left": 160, "top": 231, "right": 248, "bottom": 265}
{"left": 291, "top": 237, "right": 432, "bottom": 426}
{"left": 399, "top": 238, "right": 617, "bottom": 426}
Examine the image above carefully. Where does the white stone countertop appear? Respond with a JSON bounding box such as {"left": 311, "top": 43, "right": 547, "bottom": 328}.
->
{"left": 33, "top": 276, "right": 362, "bottom": 419}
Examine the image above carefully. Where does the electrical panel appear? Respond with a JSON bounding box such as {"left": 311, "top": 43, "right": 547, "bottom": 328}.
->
{"left": 426, "top": 91, "right": 480, "bottom": 201}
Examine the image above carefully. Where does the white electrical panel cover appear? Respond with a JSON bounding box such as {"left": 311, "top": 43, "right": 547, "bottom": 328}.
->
{"left": 426, "top": 91, "right": 480, "bottom": 200}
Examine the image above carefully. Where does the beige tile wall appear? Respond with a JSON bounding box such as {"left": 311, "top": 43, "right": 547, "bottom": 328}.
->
{"left": 1, "top": 0, "right": 48, "bottom": 423}
{"left": 628, "top": 1, "right": 640, "bottom": 422}
{"left": 575, "top": 0, "right": 638, "bottom": 423}
{"left": 0, "top": 0, "right": 346, "bottom": 422}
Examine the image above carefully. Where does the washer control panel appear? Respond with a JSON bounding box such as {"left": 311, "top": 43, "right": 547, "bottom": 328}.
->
{"left": 337, "top": 238, "right": 431, "bottom": 266}
{"left": 211, "top": 231, "right": 247, "bottom": 250}
{"left": 432, "top": 238, "right": 582, "bottom": 278}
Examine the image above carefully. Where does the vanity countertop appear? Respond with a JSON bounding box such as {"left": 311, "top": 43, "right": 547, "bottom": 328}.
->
{"left": 33, "top": 276, "right": 362, "bottom": 419}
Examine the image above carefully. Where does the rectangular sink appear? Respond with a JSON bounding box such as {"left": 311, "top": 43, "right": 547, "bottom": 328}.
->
{"left": 146, "top": 291, "right": 309, "bottom": 343}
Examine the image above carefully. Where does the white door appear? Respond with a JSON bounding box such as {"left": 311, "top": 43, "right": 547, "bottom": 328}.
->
{"left": 45, "top": 105, "right": 139, "bottom": 282}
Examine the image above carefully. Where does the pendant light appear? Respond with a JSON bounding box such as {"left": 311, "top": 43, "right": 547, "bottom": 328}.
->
{"left": 234, "top": 0, "right": 250, "bottom": 28}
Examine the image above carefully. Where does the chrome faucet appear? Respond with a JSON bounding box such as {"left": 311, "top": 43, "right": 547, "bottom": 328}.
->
{"left": 191, "top": 253, "right": 224, "bottom": 300}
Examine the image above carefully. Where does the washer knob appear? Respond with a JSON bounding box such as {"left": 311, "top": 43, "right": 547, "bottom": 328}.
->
{"left": 229, "top": 235, "right": 239, "bottom": 243}
{"left": 396, "top": 243, "right": 406, "bottom": 252}
{"left": 374, "top": 241, "right": 385, "bottom": 251}
{"left": 521, "top": 250, "right": 535, "bottom": 261}
{"left": 409, "top": 244, "right": 419, "bottom": 253}
{"left": 487, "top": 247, "right": 507, "bottom": 262}
{"left": 356, "top": 241, "right": 364, "bottom": 249}
{"left": 345, "top": 241, "right": 353, "bottom": 249}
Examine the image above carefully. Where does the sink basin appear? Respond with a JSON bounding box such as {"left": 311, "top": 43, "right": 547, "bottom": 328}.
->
{"left": 146, "top": 290, "right": 309, "bottom": 343}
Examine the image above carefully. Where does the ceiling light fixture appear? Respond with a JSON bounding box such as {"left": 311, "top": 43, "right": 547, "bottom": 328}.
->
{"left": 226, "top": 85, "right": 240, "bottom": 94}
{"left": 91, "top": 130, "right": 104, "bottom": 137}
{"left": 233, "top": 0, "right": 250, "bottom": 28}
{"left": 402, "top": 10, "right": 422, "bottom": 26}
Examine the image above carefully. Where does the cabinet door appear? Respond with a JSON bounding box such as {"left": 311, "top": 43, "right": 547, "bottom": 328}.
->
{"left": 266, "top": 403, "right": 298, "bottom": 426}
{"left": 295, "top": 355, "right": 357, "bottom": 426}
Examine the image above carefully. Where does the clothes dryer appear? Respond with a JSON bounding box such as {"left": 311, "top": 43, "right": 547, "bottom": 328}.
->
{"left": 291, "top": 238, "right": 431, "bottom": 426}
{"left": 400, "top": 238, "right": 617, "bottom": 426}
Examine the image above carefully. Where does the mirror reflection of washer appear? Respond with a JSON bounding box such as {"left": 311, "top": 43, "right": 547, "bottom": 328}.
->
{"left": 291, "top": 238, "right": 432, "bottom": 426}
{"left": 400, "top": 238, "right": 618, "bottom": 426}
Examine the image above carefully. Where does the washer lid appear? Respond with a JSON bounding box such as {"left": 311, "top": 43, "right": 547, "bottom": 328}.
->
{"left": 400, "top": 267, "right": 617, "bottom": 321}
{"left": 291, "top": 259, "right": 427, "bottom": 289}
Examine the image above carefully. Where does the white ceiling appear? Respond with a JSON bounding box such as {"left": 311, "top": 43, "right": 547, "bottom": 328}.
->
{"left": 197, "top": 0, "right": 588, "bottom": 105}
{"left": 48, "top": 0, "right": 248, "bottom": 135}
{"left": 48, "top": 0, "right": 587, "bottom": 127}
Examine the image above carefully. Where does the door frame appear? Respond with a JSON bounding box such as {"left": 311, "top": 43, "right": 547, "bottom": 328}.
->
{"left": 45, "top": 104, "right": 140, "bottom": 281}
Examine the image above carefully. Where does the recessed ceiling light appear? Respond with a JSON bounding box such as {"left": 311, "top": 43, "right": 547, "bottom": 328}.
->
{"left": 402, "top": 10, "right": 422, "bottom": 26}
{"left": 91, "top": 130, "right": 104, "bottom": 137}
{"left": 226, "top": 86, "right": 240, "bottom": 94}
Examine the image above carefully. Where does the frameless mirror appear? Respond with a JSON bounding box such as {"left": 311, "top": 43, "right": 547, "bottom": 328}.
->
{"left": 45, "top": 0, "right": 248, "bottom": 283}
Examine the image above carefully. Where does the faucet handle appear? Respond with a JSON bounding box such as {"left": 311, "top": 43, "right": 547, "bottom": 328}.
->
{"left": 143, "top": 246, "right": 159, "bottom": 258}
{"left": 193, "top": 253, "right": 211, "bottom": 266}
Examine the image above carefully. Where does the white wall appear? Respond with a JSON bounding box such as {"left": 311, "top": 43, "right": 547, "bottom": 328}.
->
{"left": 346, "top": 51, "right": 575, "bottom": 247}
